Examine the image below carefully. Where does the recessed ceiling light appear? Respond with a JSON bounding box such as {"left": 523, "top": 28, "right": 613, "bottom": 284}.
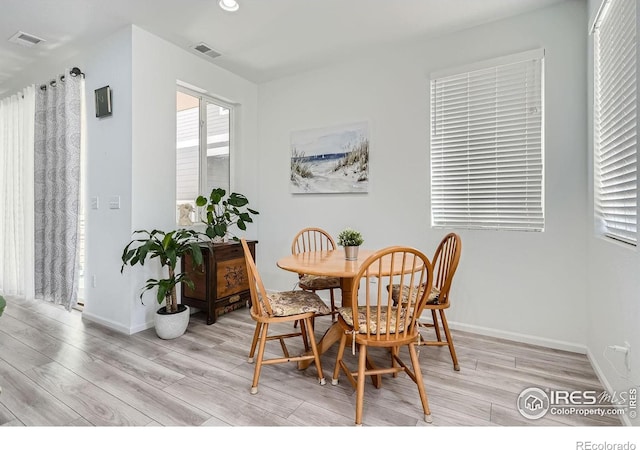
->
{"left": 219, "top": 0, "right": 239, "bottom": 12}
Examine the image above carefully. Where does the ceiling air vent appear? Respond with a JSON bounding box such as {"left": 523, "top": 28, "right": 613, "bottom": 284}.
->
{"left": 9, "top": 31, "right": 46, "bottom": 47}
{"left": 191, "top": 42, "right": 221, "bottom": 59}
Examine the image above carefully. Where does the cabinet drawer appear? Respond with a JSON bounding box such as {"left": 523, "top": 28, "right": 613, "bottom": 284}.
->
{"left": 216, "top": 257, "right": 249, "bottom": 298}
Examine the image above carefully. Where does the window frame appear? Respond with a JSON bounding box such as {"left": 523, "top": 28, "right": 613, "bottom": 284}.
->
{"left": 176, "top": 85, "right": 235, "bottom": 222}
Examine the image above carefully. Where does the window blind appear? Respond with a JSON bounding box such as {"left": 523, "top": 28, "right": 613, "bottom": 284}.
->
{"left": 594, "top": 0, "right": 637, "bottom": 246}
{"left": 430, "top": 51, "right": 544, "bottom": 231}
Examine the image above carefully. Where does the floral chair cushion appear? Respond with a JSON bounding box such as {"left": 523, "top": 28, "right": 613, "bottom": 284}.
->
{"left": 389, "top": 284, "right": 441, "bottom": 306}
{"left": 299, "top": 274, "right": 341, "bottom": 290}
{"left": 337, "top": 306, "right": 408, "bottom": 334}
{"left": 264, "top": 290, "right": 331, "bottom": 317}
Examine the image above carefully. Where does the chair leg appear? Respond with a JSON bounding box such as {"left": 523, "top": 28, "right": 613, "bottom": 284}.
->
{"left": 251, "top": 322, "right": 270, "bottom": 394}
{"left": 391, "top": 346, "right": 399, "bottom": 378}
{"left": 330, "top": 289, "right": 337, "bottom": 322}
{"left": 299, "top": 317, "right": 310, "bottom": 351}
{"left": 432, "top": 310, "right": 442, "bottom": 342}
{"left": 332, "top": 331, "right": 348, "bottom": 385}
{"left": 247, "top": 322, "right": 262, "bottom": 363}
{"left": 304, "top": 317, "right": 326, "bottom": 385}
{"left": 439, "top": 310, "right": 460, "bottom": 371}
{"left": 408, "top": 342, "right": 432, "bottom": 423}
{"left": 355, "top": 343, "right": 367, "bottom": 426}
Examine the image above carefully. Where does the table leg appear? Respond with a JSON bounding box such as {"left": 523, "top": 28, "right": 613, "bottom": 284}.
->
{"left": 297, "top": 277, "right": 381, "bottom": 389}
{"left": 297, "top": 277, "right": 355, "bottom": 370}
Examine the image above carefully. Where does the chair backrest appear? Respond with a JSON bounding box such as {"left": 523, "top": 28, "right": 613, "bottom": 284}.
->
{"left": 432, "top": 233, "right": 461, "bottom": 306}
{"left": 291, "top": 227, "right": 336, "bottom": 254}
{"left": 349, "top": 246, "right": 433, "bottom": 339}
{"left": 240, "top": 238, "right": 273, "bottom": 318}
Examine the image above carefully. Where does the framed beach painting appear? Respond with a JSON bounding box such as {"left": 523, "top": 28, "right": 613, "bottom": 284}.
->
{"left": 290, "top": 121, "right": 369, "bottom": 194}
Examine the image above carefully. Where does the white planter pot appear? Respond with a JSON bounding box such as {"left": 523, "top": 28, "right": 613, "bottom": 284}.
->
{"left": 155, "top": 305, "right": 190, "bottom": 339}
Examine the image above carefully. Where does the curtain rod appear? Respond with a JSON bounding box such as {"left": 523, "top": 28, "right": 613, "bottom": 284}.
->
{"left": 39, "top": 67, "right": 85, "bottom": 91}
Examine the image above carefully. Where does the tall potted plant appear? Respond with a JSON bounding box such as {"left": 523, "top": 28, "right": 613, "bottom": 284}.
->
{"left": 196, "top": 187, "right": 259, "bottom": 242}
{"left": 121, "top": 228, "right": 203, "bottom": 339}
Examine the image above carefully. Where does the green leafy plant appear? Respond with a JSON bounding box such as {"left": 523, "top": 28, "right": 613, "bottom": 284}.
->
{"left": 121, "top": 229, "right": 203, "bottom": 314}
{"left": 337, "top": 228, "right": 364, "bottom": 247}
{"left": 195, "top": 187, "right": 259, "bottom": 241}
{"left": 0, "top": 295, "right": 5, "bottom": 317}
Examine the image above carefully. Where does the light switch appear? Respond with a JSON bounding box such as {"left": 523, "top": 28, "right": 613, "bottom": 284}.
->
{"left": 109, "top": 196, "right": 121, "bottom": 209}
{"left": 91, "top": 196, "right": 99, "bottom": 209}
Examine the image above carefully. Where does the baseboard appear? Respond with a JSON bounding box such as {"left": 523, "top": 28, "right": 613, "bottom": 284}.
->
{"left": 433, "top": 317, "right": 588, "bottom": 354}
{"left": 81, "top": 310, "right": 153, "bottom": 336}
{"left": 586, "top": 348, "right": 630, "bottom": 426}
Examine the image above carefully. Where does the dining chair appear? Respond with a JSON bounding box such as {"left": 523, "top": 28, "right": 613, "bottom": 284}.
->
{"left": 390, "top": 233, "right": 462, "bottom": 371}
{"left": 291, "top": 227, "right": 341, "bottom": 322}
{"left": 240, "top": 238, "right": 329, "bottom": 394}
{"left": 331, "top": 246, "right": 434, "bottom": 426}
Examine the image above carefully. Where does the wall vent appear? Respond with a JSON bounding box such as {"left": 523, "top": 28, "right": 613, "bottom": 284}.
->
{"left": 9, "top": 31, "right": 45, "bottom": 47}
{"left": 190, "top": 42, "right": 221, "bottom": 59}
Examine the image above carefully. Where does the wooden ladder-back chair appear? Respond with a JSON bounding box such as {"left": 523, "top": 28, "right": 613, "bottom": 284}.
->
{"left": 240, "top": 239, "right": 329, "bottom": 394}
{"left": 390, "top": 233, "right": 462, "bottom": 371}
{"left": 331, "top": 246, "right": 434, "bottom": 426}
{"left": 291, "top": 227, "right": 341, "bottom": 322}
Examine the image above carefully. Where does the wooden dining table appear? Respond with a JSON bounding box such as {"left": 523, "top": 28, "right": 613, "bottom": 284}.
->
{"left": 277, "top": 248, "right": 418, "bottom": 372}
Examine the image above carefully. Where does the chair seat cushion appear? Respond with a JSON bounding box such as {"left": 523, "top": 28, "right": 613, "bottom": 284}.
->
{"left": 389, "top": 284, "right": 441, "bottom": 306}
{"left": 337, "top": 306, "right": 408, "bottom": 334}
{"left": 267, "top": 290, "right": 331, "bottom": 317}
{"left": 299, "top": 274, "right": 340, "bottom": 290}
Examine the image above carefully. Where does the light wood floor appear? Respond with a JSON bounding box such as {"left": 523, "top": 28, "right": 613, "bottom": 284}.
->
{"left": 0, "top": 295, "right": 622, "bottom": 427}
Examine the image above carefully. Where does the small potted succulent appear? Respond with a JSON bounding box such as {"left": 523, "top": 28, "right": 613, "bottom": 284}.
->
{"left": 337, "top": 227, "right": 364, "bottom": 261}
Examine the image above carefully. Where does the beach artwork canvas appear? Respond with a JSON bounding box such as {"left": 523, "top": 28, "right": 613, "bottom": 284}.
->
{"left": 290, "top": 121, "right": 369, "bottom": 194}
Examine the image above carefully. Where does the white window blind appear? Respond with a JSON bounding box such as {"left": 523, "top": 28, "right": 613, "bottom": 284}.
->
{"left": 594, "top": 0, "right": 637, "bottom": 246}
{"left": 430, "top": 50, "right": 544, "bottom": 231}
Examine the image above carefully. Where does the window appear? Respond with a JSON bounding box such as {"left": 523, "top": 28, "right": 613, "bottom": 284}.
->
{"left": 593, "top": 0, "right": 637, "bottom": 246}
{"left": 430, "top": 49, "right": 544, "bottom": 231}
{"left": 176, "top": 88, "right": 232, "bottom": 224}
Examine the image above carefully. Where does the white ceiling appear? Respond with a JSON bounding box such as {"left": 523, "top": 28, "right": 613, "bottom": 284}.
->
{"left": 0, "top": 0, "right": 567, "bottom": 92}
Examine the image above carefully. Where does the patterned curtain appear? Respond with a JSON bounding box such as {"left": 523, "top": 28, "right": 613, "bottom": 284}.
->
{"left": 34, "top": 69, "right": 82, "bottom": 310}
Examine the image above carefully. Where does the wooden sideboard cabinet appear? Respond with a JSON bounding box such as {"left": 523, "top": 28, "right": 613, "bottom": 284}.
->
{"left": 181, "top": 240, "right": 257, "bottom": 325}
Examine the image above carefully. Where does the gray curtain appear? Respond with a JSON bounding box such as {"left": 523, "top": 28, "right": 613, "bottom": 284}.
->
{"left": 34, "top": 69, "right": 82, "bottom": 310}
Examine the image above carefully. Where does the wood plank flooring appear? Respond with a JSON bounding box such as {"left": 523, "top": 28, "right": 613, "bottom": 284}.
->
{"left": 0, "top": 295, "right": 623, "bottom": 428}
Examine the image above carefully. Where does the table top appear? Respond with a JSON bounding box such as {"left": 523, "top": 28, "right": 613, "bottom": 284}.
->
{"left": 277, "top": 248, "right": 423, "bottom": 279}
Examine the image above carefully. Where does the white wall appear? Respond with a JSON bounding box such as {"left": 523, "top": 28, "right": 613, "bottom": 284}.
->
{"left": 128, "top": 26, "right": 259, "bottom": 331}
{"left": 0, "top": 26, "right": 138, "bottom": 332}
{"left": 586, "top": 0, "right": 640, "bottom": 427}
{"left": 257, "top": 0, "right": 589, "bottom": 351}
{"left": 80, "top": 27, "right": 135, "bottom": 332}
{"left": 87, "top": 26, "right": 260, "bottom": 333}
{"left": 0, "top": 24, "right": 260, "bottom": 334}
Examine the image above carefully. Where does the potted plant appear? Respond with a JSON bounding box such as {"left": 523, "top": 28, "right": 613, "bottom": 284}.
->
{"left": 196, "top": 187, "right": 259, "bottom": 242}
{"left": 121, "top": 228, "right": 203, "bottom": 339}
{"left": 337, "top": 227, "right": 364, "bottom": 261}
